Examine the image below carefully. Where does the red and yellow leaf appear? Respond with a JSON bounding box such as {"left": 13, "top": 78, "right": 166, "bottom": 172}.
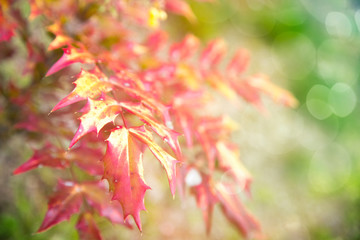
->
{"left": 48, "top": 34, "right": 73, "bottom": 51}
{"left": 200, "top": 39, "right": 227, "bottom": 71}
{"left": 80, "top": 181, "right": 132, "bottom": 228}
{"left": 169, "top": 34, "right": 200, "bottom": 62}
{"left": 247, "top": 74, "right": 298, "bottom": 108}
{"left": 70, "top": 95, "right": 121, "bottom": 148}
{"left": 216, "top": 183, "right": 261, "bottom": 239}
{"left": 76, "top": 212, "right": 102, "bottom": 240}
{"left": 37, "top": 180, "right": 83, "bottom": 232}
{"left": 51, "top": 70, "right": 113, "bottom": 112}
{"left": 102, "top": 127, "right": 150, "bottom": 231}
{"left": 46, "top": 47, "right": 94, "bottom": 77}
{"left": 129, "top": 126, "right": 178, "bottom": 196}
{"left": 13, "top": 142, "right": 104, "bottom": 176}
{"left": 13, "top": 143, "right": 68, "bottom": 175}
{"left": 165, "top": 0, "right": 196, "bottom": 23}
{"left": 226, "top": 49, "right": 250, "bottom": 78}
{"left": 216, "top": 141, "right": 252, "bottom": 193}
{"left": 120, "top": 102, "right": 182, "bottom": 160}
{"left": 190, "top": 174, "right": 218, "bottom": 234}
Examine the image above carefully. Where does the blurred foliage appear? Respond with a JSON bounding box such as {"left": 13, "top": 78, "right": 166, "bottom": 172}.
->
{"left": 1, "top": 0, "right": 360, "bottom": 239}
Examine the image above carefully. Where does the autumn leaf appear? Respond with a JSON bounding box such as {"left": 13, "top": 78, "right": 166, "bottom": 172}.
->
{"left": 81, "top": 181, "right": 132, "bottom": 228}
{"left": 38, "top": 180, "right": 132, "bottom": 234}
{"left": 37, "top": 180, "right": 83, "bottom": 232}
{"left": 206, "top": 72, "right": 237, "bottom": 100}
{"left": 76, "top": 212, "right": 102, "bottom": 240}
{"left": 191, "top": 174, "right": 218, "bottom": 234}
{"left": 226, "top": 49, "right": 250, "bottom": 78}
{"left": 51, "top": 70, "right": 113, "bottom": 113}
{"left": 175, "top": 63, "right": 201, "bottom": 90}
{"left": 200, "top": 39, "right": 227, "bottom": 71}
{"left": 120, "top": 102, "right": 182, "bottom": 160}
{"left": 216, "top": 183, "right": 261, "bottom": 239}
{"left": 247, "top": 74, "right": 298, "bottom": 108}
{"left": 145, "top": 30, "right": 168, "bottom": 53}
{"left": 13, "top": 142, "right": 104, "bottom": 176}
{"left": 165, "top": 0, "right": 196, "bottom": 23}
{"left": 230, "top": 79, "right": 264, "bottom": 111}
{"left": 69, "top": 94, "right": 121, "bottom": 148}
{"left": 172, "top": 91, "right": 209, "bottom": 147}
{"left": 129, "top": 126, "right": 178, "bottom": 196}
{"left": 0, "top": 11, "right": 17, "bottom": 42}
{"left": 66, "top": 142, "right": 104, "bottom": 176}
{"left": 111, "top": 77, "right": 171, "bottom": 123}
{"left": 102, "top": 127, "right": 150, "bottom": 231}
{"left": 169, "top": 34, "right": 200, "bottom": 62}
{"left": 140, "top": 63, "right": 177, "bottom": 86}
{"left": 13, "top": 143, "right": 68, "bottom": 175}
{"left": 46, "top": 47, "right": 94, "bottom": 76}
{"left": 216, "top": 141, "right": 252, "bottom": 193}
{"left": 48, "top": 34, "right": 73, "bottom": 51}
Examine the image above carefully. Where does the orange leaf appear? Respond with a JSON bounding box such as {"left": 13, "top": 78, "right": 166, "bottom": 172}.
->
{"left": 48, "top": 34, "right": 73, "bottom": 51}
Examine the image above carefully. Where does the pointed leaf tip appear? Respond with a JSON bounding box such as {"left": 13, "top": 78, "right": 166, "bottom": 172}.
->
{"left": 103, "top": 128, "right": 150, "bottom": 232}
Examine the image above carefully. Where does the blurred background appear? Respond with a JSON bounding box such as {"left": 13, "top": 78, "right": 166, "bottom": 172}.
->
{"left": 1, "top": 0, "right": 360, "bottom": 239}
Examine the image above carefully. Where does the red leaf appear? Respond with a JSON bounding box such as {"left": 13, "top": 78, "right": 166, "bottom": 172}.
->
{"left": 191, "top": 174, "right": 218, "bottom": 234}
{"left": 80, "top": 181, "right": 132, "bottom": 228}
{"left": 230, "top": 79, "right": 264, "bottom": 111}
{"left": 129, "top": 126, "right": 178, "bottom": 196}
{"left": 70, "top": 95, "right": 121, "bottom": 148}
{"left": 46, "top": 47, "right": 94, "bottom": 77}
{"left": 38, "top": 180, "right": 132, "bottom": 234}
{"left": 13, "top": 143, "right": 68, "bottom": 175}
{"left": 216, "top": 183, "right": 261, "bottom": 239}
{"left": 226, "top": 49, "right": 250, "bottom": 78}
{"left": 216, "top": 141, "right": 252, "bottom": 194}
{"left": 120, "top": 102, "right": 182, "bottom": 160}
{"left": 165, "top": 0, "right": 196, "bottom": 23}
{"left": 13, "top": 142, "right": 104, "bottom": 176}
{"left": 0, "top": 11, "right": 16, "bottom": 42}
{"left": 206, "top": 72, "right": 237, "bottom": 100}
{"left": 51, "top": 70, "right": 113, "bottom": 112}
{"left": 102, "top": 127, "right": 151, "bottom": 231}
{"left": 247, "top": 74, "right": 298, "bottom": 108}
{"left": 169, "top": 34, "right": 200, "bottom": 62}
{"left": 145, "top": 30, "right": 168, "bottom": 53}
{"left": 76, "top": 212, "right": 103, "bottom": 240}
{"left": 140, "top": 64, "right": 177, "bottom": 85}
{"left": 196, "top": 116, "right": 238, "bottom": 171}
{"left": 37, "top": 180, "right": 83, "bottom": 232}
{"left": 200, "top": 39, "right": 227, "bottom": 71}
{"left": 112, "top": 77, "right": 172, "bottom": 123}
{"left": 67, "top": 142, "right": 104, "bottom": 176}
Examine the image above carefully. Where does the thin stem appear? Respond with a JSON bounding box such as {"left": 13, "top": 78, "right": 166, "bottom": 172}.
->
{"left": 120, "top": 110, "right": 128, "bottom": 128}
